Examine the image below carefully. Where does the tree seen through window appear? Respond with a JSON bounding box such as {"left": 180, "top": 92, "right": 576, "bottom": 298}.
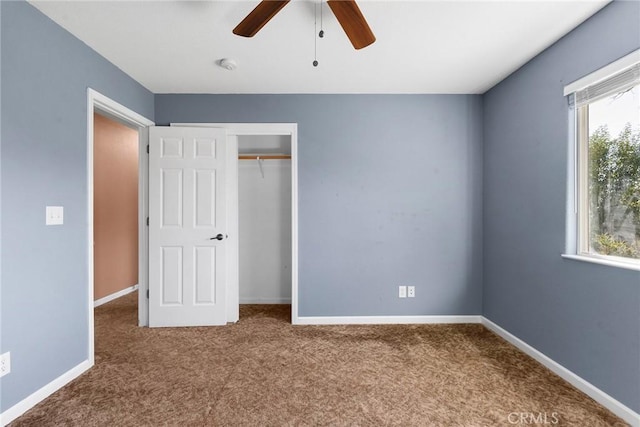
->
{"left": 587, "top": 86, "right": 640, "bottom": 259}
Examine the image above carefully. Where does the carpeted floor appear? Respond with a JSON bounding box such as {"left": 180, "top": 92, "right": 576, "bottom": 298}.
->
{"left": 11, "top": 292, "right": 626, "bottom": 426}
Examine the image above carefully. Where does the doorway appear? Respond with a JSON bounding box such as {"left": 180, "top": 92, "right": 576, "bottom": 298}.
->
{"left": 93, "top": 112, "right": 139, "bottom": 307}
{"left": 87, "top": 89, "right": 154, "bottom": 364}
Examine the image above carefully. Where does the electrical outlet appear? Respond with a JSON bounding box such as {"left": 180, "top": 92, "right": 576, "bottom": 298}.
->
{"left": 46, "top": 206, "right": 64, "bottom": 225}
{"left": 398, "top": 285, "right": 407, "bottom": 298}
{"left": 0, "top": 352, "right": 11, "bottom": 378}
{"left": 408, "top": 286, "right": 415, "bottom": 298}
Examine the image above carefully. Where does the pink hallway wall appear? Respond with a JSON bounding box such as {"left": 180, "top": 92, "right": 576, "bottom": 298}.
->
{"left": 94, "top": 113, "right": 139, "bottom": 301}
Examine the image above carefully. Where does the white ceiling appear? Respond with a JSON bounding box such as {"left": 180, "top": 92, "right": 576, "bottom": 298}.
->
{"left": 29, "top": 0, "right": 609, "bottom": 94}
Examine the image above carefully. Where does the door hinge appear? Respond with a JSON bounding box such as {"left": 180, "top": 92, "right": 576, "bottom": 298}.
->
{"left": 146, "top": 217, "right": 149, "bottom": 226}
{"left": 146, "top": 145, "right": 149, "bottom": 154}
{"left": 146, "top": 289, "right": 149, "bottom": 299}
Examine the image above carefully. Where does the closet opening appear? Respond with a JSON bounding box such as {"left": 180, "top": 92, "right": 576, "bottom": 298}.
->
{"left": 169, "top": 122, "right": 299, "bottom": 324}
{"left": 237, "top": 135, "right": 293, "bottom": 312}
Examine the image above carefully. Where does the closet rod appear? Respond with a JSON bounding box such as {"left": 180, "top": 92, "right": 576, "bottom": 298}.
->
{"left": 238, "top": 154, "right": 291, "bottom": 160}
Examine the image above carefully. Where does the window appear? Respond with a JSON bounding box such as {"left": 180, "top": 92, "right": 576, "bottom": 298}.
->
{"left": 566, "top": 52, "right": 640, "bottom": 268}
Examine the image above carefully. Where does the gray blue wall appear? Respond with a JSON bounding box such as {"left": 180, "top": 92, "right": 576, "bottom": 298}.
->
{"left": 155, "top": 94, "right": 484, "bottom": 317}
{"left": 0, "top": 1, "right": 154, "bottom": 412}
{"left": 483, "top": 0, "right": 640, "bottom": 413}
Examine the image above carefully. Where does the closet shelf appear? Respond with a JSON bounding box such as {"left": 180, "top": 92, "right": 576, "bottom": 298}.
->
{"left": 239, "top": 154, "right": 291, "bottom": 160}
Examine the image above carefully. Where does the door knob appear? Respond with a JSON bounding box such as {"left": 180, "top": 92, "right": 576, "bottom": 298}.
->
{"left": 210, "top": 234, "right": 224, "bottom": 241}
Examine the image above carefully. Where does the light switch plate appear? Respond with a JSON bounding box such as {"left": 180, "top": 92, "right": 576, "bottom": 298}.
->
{"left": 0, "top": 352, "right": 10, "bottom": 378}
{"left": 46, "top": 206, "right": 64, "bottom": 225}
{"left": 398, "top": 285, "right": 407, "bottom": 298}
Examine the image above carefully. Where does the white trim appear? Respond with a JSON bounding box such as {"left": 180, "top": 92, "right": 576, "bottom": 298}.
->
{"left": 482, "top": 317, "right": 640, "bottom": 427}
{"left": 172, "top": 123, "right": 296, "bottom": 136}
{"left": 0, "top": 360, "right": 92, "bottom": 426}
{"left": 94, "top": 284, "right": 139, "bottom": 308}
{"left": 561, "top": 254, "right": 640, "bottom": 272}
{"left": 564, "top": 48, "right": 640, "bottom": 95}
{"left": 87, "top": 96, "right": 95, "bottom": 366}
{"left": 226, "top": 134, "right": 240, "bottom": 322}
{"left": 565, "top": 104, "right": 578, "bottom": 254}
{"left": 87, "top": 89, "right": 154, "bottom": 362}
{"left": 170, "top": 123, "right": 299, "bottom": 325}
{"left": 89, "top": 90, "right": 154, "bottom": 128}
{"left": 295, "top": 315, "right": 482, "bottom": 325}
{"left": 240, "top": 298, "right": 292, "bottom": 304}
{"left": 576, "top": 106, "right": 590, "bottom": 255}
{"left": 137, "top": 126, "right": 151, "bottom": 327}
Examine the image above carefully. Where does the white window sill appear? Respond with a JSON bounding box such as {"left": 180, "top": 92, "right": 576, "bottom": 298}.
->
{"left": 561, "top": 254, "right": 640, "bottom": 272}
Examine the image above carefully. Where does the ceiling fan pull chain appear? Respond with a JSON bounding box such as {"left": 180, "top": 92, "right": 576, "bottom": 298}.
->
{"left": 313, "top": 1, "right": 319, "bottom": 67}
{"left": 319, "top": 1, "right": 324, "bottom": 38}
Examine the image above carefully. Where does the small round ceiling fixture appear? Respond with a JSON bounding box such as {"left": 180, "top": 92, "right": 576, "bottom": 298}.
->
{"left": 219, "top": 58, "right": 238, "bottom": 71}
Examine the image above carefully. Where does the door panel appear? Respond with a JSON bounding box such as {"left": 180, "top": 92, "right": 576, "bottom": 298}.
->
{"left": 195, "top": 170, "right": 216, "bottom": 227}
{"left": 149, "top": 126, "right": 228, "bottom": 327}
{"left": 161, "top": 169, "right": 183, "bottom": 227}
{"left": 195, "top": 246, "right": 216, "bottom": 304}
{"left": 161, "top": 246, "right": 183, "bottom": 304}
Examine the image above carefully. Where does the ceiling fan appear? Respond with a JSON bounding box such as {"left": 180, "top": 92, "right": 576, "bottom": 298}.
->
{"left": 233, "top": 0, "right": 376, "bottom": 50}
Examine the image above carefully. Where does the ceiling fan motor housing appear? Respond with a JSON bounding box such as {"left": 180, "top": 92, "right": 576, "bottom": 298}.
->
{"left": 219, "top": 58, "right": 238, "bottom": 71}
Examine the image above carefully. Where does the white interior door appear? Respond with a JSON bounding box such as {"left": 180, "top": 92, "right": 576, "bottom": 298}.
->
{"left": 148, "top": 126, "right": 229, "bottom": 327}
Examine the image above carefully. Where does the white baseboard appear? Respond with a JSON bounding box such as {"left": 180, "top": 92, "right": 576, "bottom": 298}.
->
{"left": 240, "top": 298, "right": 291, "bottom": 304}
{"left": 0, "top": 359, "right": 92, "bottom": 426}
{"left": 94, "top": 284, "right": 138, "bottom": 307}
{"left": 482, "top": 317, "right": 640, "bottom": 427}
{"left": 294, "top": 315, "right": 482, "bottom": 325}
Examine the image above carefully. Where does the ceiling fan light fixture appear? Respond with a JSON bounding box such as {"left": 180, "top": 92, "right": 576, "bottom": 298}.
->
{"left": 219, "top": 58, "right": 238, "bottom": 71}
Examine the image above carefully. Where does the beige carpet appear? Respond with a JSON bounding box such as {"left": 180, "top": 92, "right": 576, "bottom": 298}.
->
{"left": 11, "top": 292, "right": 626, "bottom": 426}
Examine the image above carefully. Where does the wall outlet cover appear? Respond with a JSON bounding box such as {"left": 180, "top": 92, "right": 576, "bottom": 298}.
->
{"left": 46, "top": 206, "right": 64, "bottom": 225}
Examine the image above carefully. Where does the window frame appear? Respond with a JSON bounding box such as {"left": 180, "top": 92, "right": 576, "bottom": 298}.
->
{"left": 576, "top": 106, "right": 591, "bottom": 257}
{"left": 563, "top": 49, "right": 640, "bottom": 272}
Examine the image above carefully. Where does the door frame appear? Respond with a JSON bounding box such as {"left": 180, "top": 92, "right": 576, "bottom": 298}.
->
{"left": 172, "top": 123, "right": 299, "bottom": 324}
{"left": 87, "top": 89, "right": 154, "bottom": 363}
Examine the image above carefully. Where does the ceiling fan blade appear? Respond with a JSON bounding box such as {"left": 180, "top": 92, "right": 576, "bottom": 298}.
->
{"left": 327, "top": 0, "right": 375, "bottom": 50}
{"left": 233, "top": 1, "right": 290, "bottom": 38}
